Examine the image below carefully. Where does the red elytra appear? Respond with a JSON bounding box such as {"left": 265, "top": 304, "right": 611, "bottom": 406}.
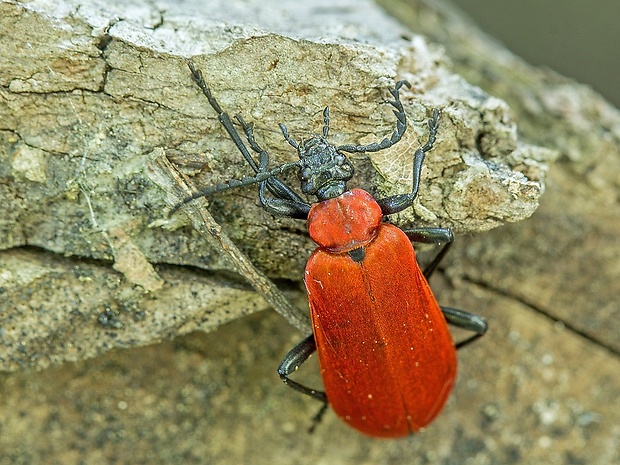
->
{"left": 305, "top": 189, "right": 457, "bottom": 437}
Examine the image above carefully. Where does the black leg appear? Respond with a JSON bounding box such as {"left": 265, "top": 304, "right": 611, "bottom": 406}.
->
{"left": 377, "top": 108, "right": 440, "bottom": 215}
{"left": 256, "top": 152, "right": 312, "bottom": 219}
{"left": 441, "top": 306, "right": 488, "bottom": 349}
{"left": 403, "top": 227, "right": 454, "bottom": 280}
{"left": 404, "top": 228, "right": 487, "bottom": 347}
{"left": 277, "top": 334, "right": 327, "bottom": 403}
{"left": 234, "top": 114, "right": 311, "bottom": 218}
{"left": 277, "top": 334, "right": 330, "bottom": 432}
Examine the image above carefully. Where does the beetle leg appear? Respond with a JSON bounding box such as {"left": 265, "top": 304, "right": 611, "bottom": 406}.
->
{"left": 248, "top": 150, "right": 310, "bottom": 219}
{"left": 376, "top": 108, "right": 441, "bottom": 215}
{"left": 255, "top": 185, "right": 312, "bottom": 218}
{"left": 278, "top": 334, "right": 329, "bottom": 432}
{"left": 402, "top": 227, "right": 454, "bottom": 280}
{"left": 440, "top": 306, "right": 488, "bottom": 349}
{"left": 308, "top": 402, "right": 329, "bottom": 433}
{"left": 230, "top": 99, "right": 311, "bottom": 218}
{"left": 403, "top": 227, "right": 453, "bottom": 245}
{"left": 277, "top": 334, "right": 327, "bottom": 403}
{"left": 234, "top": 114, "right": 305, "bottom": 202}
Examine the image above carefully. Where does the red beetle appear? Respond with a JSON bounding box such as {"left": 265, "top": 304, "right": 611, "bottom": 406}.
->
{"left": 176, "top": 62, "right": 487, "bottom": 437}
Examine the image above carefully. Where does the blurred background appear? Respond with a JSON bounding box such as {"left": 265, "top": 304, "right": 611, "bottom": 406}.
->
{"left": 451, "top": 0, "right": 619, "bottom": 106}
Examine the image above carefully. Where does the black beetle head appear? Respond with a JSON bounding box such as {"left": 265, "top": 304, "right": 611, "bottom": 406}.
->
{"left": 297, "top": 136, "right": 354, "bottom": 200}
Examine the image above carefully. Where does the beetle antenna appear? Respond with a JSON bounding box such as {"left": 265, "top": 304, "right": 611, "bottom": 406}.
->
{"left": 279, "top": 123, "right": 299, "bottom": 149}
{"left": 169, "top": 160, "right": 302, "bottom": 217}
{"left": 322, "top": 107, "right": 330, "bottom": 138}
{"left": 337, "top": 80, "right": 411, "bottom": 154}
